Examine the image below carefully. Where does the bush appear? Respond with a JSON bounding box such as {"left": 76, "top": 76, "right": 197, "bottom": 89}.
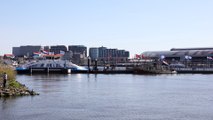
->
{"left": 0, "top": 64, "right": 16, "bottom": 81}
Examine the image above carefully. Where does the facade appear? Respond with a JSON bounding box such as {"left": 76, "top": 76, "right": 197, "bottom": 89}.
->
{"left": 142, "top": 48, "right": 213, "bottom": 65}
{"left": 68, "top": 45, "right": 87, "bottom": 64}
{"left": 43, "top": 46, "right": 50, "bottom": 52}
{"left": 89, "top": 48, "right": 99, "bottom": 60}
{"left": 68, "top": 45, "right": 87, "bottom": 56}
{"left": 89, "top": 46, "right": 130, "bottom": 64}
{"left": 50, "top": 45, "right": 67, "bottom": 54}
{"left": 62, "top": 51, "right": 73, "bottom": 61}
{"left": 98, "top": 46, "right": 107, "bottom": 58}
{"left": 12, "top": 47, "right": 21, "bottom": 57}
{"left": 13, "top": 45, "right": 42, "bottom": 57}
{"left": 125, "top": 51, "right": 130, "bottom": 58}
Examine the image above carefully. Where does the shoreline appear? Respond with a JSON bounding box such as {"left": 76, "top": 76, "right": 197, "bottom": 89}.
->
{"left": 0, "top": 80, "right": 39, "bottom": 97}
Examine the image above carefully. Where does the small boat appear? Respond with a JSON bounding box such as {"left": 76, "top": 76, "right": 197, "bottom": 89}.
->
{"left": 133, "top": 63, "right": 177, "bottom": 74}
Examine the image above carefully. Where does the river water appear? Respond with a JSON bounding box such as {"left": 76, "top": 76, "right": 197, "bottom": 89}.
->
{"left": 0, "top": 74, "right": 213, "bottom": 120}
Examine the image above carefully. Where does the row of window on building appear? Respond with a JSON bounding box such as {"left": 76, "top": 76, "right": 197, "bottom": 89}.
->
{"left": 12, "top": 45, "right": 130, "bottom": 64}
{"left": 89, "top": 47, "right": 129, "bottom": 63}
{"left": 13, "top": 45, "right": 87, "bottom": 57}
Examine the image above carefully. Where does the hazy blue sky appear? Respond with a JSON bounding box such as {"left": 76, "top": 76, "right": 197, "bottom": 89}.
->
{"left": 0, "top": 0, "right": 213, "bottom": 56}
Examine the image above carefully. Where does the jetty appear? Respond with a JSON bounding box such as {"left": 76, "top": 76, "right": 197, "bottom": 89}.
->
{"left": 174, "top": 68, "right": 213, "bottom": 74}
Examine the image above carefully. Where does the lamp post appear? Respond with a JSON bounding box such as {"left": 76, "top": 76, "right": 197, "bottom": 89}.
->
{"left": 94, "top": 59, "right": 98, "bottom": 71}
{"left": 87, "top": 56, "right": 91, "bottom": 72}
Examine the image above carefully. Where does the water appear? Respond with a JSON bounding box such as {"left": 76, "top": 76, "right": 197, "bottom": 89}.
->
{"left": 1, "top": 74, "right": 213, "bottom": 120}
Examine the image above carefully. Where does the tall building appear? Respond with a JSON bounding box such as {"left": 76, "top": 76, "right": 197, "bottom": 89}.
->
{"left": 89, "top": 46, "right": 130, "bottom": 64}
{"left": 50, "top": 45, "right": 67, "bottom": 54}
{"left": 89, "top": 48, "right": 99, "bottom": 60}
{"left": 13, "top": 45, "right": 42, "bottom": 57}
{"left": 98, "top": 46, "right": 107, "bottom": 58}
{"left": 43, "top": 46, "right": 50, "bottom": 52}
{"left": 68, "top": 45, "right": 87, "bottom": 64}
{"left": 124, "top": 51, "right": 130, "bottom": 58}
{"left": 12, "top": 47, "right": 21, "bottom": 57}
{"left": 62, "top": 51, "right": 73, "bottom": 61}
{"left": 68, "top": 45, "right": 87, "bottom": 56}
{"left": 117, "top": 50, "right": 125, "bottom": 57}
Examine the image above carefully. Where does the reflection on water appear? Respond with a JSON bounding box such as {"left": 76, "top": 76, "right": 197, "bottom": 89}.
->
{"left": 1, "top": 74, "right": 213, "bottom": 120}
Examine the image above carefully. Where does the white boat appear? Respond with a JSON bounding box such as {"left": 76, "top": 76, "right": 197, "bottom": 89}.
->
{"left": 16, "top": 60, "right": 88, "bottom": 74}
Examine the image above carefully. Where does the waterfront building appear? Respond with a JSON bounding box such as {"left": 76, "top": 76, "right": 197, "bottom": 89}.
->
{"left": 89, "top": 48, "right": 99, "bottom": 60}
{"left": 125, "top": 51, "right": 130, "bottom": 58}
{"left": 142, "top": 50, "right": 213, "bottom": 61}
{"left": 12, "top": 47, "right": 21, "bottom": 57}
{"left": 117, "top": 50, "right": 125, "bottom": 58}
{"left": 141, "top": 47, "right": 213, "bottom": 68}
{"left": 98, "top": 46, "right": 107, "bottom": 58}
{"left": 89, "top": 46, "right": 130, "bottom": 64}
{"left": 62, "top": 51, "right": 73, "bottom": 61}
{"left": 68, "top": 45, "right": 87, "bottom": 56}
{"left": 43, "top": 46, "right": 50, "bottom": 52}
{"left": 68, "top": 45, "right": 87, "bottom": 64}
{"left": 50, "top": 45, "right": 67, "bottom": 54}
{"left": 13, "top": 45, "right": 42, "bottom": 57}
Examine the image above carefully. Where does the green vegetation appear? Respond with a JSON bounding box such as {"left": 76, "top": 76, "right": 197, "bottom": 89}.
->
{"left": 0, "top": 64, "right": 16, "bottom": 88}
{"left": 0, "top": 64, "right": 22, "bottom": 88}
{"left": 0, "top": 65, "right": 23, "bottom": 88}
{"left": 8, "top": 80, "right": 22, "bottom": 88}
{"left": 0, "top": 63, "right": 39, "bottom": 97}
{"left": 0, "top": 64, "right": 16, "bottom": 81}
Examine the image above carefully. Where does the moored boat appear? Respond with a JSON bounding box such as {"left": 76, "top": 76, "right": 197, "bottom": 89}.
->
{"left": 16, "top": 60, "right": 88, "bottom": 74}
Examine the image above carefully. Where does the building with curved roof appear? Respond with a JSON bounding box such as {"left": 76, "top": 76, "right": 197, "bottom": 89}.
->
{"left": 142, "top": 48, "right": 213, "bottom": 62}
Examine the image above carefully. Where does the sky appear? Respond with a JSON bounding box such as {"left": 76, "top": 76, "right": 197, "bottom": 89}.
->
{"left": 0, "top": 0, "right": 213, "bottom": 57}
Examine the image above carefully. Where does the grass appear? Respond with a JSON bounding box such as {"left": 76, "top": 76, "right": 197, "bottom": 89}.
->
{"left": 8, "top": 80, "right": 22, "bottom": 88}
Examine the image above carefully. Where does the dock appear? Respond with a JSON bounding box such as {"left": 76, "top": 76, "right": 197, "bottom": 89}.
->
{"left": 175, "top": 68, "right": 213, "bottom": 74}
{"left": 15, "top": 60, "right": 213, "bottom": 74}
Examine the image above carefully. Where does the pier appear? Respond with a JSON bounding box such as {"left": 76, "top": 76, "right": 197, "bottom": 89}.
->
{"left": 15, "top": 60, "right": 213, "bottom": 74}
{"left": 175, "top": 68, "right": 213, "bottom": 74}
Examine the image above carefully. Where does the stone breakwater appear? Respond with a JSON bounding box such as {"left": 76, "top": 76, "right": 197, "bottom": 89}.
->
{"left": 0, "top": 83, "right": 39, "bottom": 97}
